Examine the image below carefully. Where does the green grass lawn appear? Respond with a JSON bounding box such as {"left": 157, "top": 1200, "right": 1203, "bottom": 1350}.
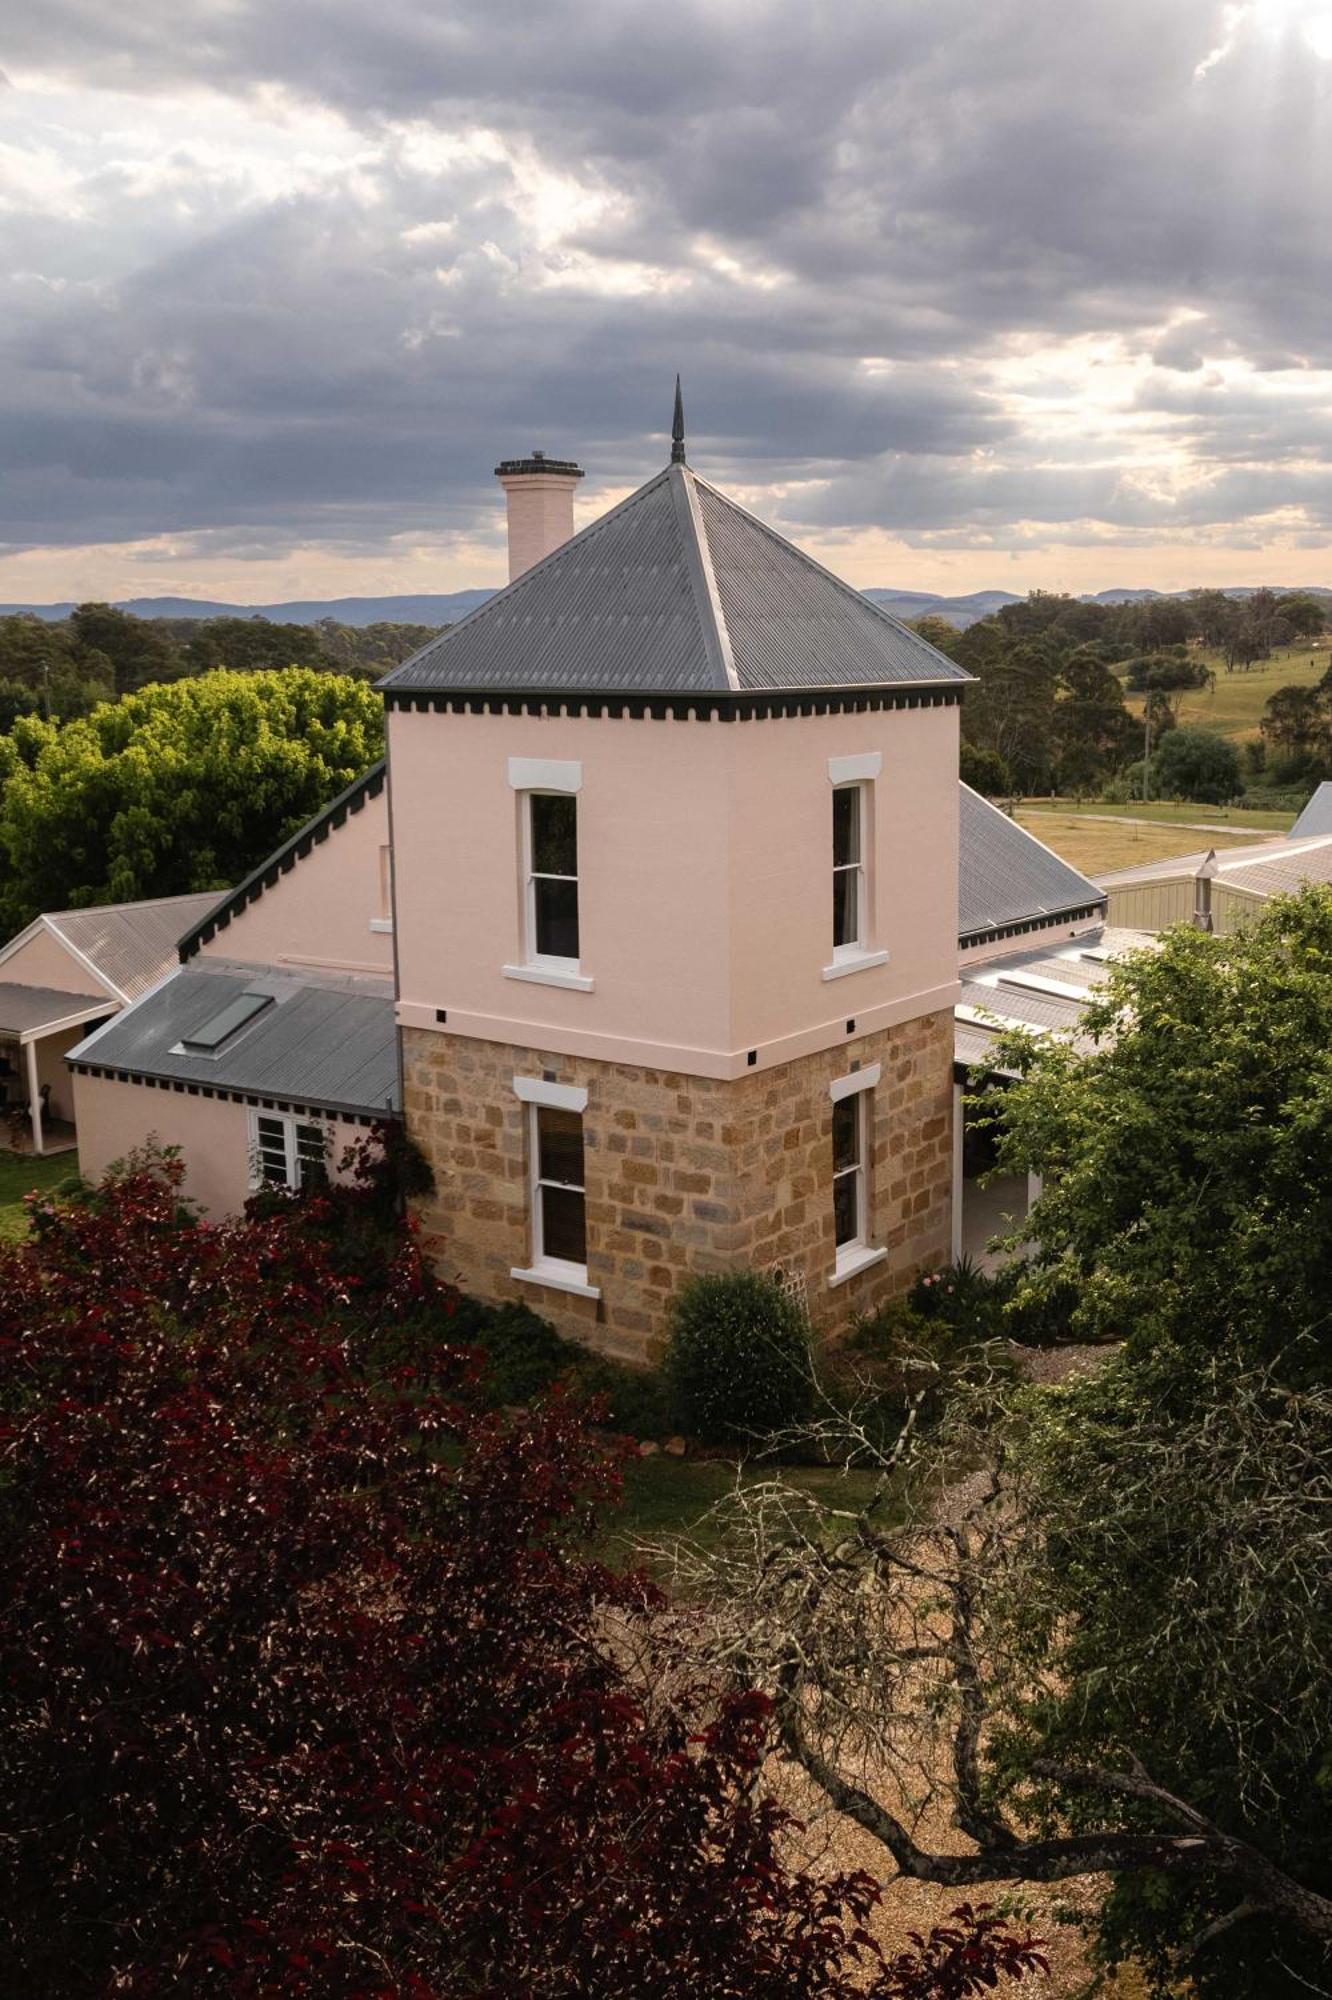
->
{"left": 1020, "top": 796, "right": 1296, "bottom": 832}
{"left": 600, "top": 1452, "right": 894, "bottom": 1567}
{"left": 0, "top": 1150, "right": 74, "bottom": 1242}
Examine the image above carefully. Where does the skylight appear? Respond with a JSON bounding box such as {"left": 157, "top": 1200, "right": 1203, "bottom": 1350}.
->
{"left": 180, "top": 991, "right": 274, "bottom": 1054}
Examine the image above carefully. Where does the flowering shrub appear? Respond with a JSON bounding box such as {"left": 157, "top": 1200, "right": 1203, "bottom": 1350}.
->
{"left": 0, "top": 1156, "right": 1043, "bottom": 1994}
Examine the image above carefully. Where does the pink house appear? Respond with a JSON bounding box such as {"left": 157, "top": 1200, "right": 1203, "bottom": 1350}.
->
{"left": 61, "top": 399, "right": 1106, "bottom": 1359}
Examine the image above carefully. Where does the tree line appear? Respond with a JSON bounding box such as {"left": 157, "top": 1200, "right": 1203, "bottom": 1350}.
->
{"left": 0, "top": 603, "right": 442, "bottom": 730}
{"left": 918, "top": 587, "right": 1327, "bottom": 805}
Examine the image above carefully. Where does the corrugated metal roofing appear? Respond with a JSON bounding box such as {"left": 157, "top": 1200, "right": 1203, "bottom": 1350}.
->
{"left": 953, "top": 928, "right": 1155, "bottom": 1074}
{"left": 958, "top": 785, "right": 1105, "bottom": 940}
{"left": 1213, "top": 841, "right": 1332, "bottom": 900}
{"left": 0, "top": 982, "right": 112, "bottom": 1037}
{"left": 1291, "top": 782, "right": 1332, "bottom": 838}
{"left": 48, "top": 894, "right": 225, "bottom": 1000}
{"left": 68, "top": 963, "right": 398, "bottom": 1117}
{"left": 1097, "top": 831, "right": 1332, "bottom": 893}
{"left": 382, "top": 464, "right": 970, "bottom": 699}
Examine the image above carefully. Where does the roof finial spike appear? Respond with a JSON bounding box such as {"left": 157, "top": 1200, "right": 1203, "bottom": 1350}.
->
{"left": 670, "top": 374, "right": 686, "bottom": 465}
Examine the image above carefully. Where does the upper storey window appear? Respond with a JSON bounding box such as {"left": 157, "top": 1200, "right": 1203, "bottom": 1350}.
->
{"left": 832, "top": 784, "right": 864, "bottom": 954}
{"left": 823, "top": 751, "right": 888, "bottom": 984}
{"left": 528, "top": 793, "right": 579, "bottom": 963}
{"left": 504, "top": 757, "right": 592, "bottom": 993}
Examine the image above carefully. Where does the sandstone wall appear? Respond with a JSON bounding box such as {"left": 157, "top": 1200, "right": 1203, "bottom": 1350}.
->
{"left": 403, "top": 1009, "right": 954, "bottom": 1364}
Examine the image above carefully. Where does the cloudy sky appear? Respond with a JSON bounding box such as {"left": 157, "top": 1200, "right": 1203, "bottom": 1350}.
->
{"left": 3, "top": 0, "right": 1332, "bottom": 604}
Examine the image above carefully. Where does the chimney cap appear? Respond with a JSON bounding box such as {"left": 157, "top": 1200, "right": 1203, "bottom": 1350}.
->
{"left": 495, "top": 451, "right": 585, "bottom": 479}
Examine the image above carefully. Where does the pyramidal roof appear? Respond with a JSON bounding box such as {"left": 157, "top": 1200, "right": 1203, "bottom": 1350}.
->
{"left": 381, "top": 462, "right": 971, "bottom": 700}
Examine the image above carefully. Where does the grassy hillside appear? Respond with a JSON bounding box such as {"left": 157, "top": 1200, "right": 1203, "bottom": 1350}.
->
{"left": 1120, "top": 641, "right": 1330, "bottom": 743}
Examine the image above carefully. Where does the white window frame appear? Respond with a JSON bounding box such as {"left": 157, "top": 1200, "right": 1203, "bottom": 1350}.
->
{"left": 248, "top": 1108, "right": 329, "bottom": 1192}
{"left": 510, "top": 1075, "right": 600, "bottom": 1300}
{"left": 824, "top": 753, "right": 889, "bottom": 982}
{"left": 503, "top": 760, "right": 593, "bottom": 993}
{"left": 828, "top": 1064, "right": 887, "bottom": 1286}
{"left": 831, "top": 780, "right": 867, "bottom": 961}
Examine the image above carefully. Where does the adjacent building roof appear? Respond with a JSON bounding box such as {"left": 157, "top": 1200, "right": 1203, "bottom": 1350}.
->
{"left": 1291, "top": 782, "right": 1332, "bottom": 839}
{"left": 2, "top": 893, "right": 225, "bottom": 1004}
{"left": 0, "top": 982, "right": 115, "bottom": 1040}
{"left": 1098, "top": 830, "right": 1332, "bottom": 900}
{"left": 68, "top": 962, "right": 398, "bottom": 1118}
{"left": 178, "top": 763, "right": 387, "bottom": 962}
{"left": 954, "top": 928, "right": 1155, "bottom": 1076}
{"left": 381, "top": 463, "right": 971, "bottom": 702}
{"left": 957, "top": 785, "right": 1106, "bottom": 946}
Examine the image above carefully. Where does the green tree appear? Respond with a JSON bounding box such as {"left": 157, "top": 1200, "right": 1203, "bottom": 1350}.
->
{"left": 1130, "top": 596, "right": 1193, "bottom": 648}
{"left": 1050, "top": 649, "right": 1138, "bottom": 791}
{"left": 1274, "top": 591, "right": 1327, "bottom": 641}
{"left": 1260, "top": 683, "right": 1328, "bottom": 779}
{"left": 1185, "top": 589, "right": 1239, "bottom": 651}
{"left": 959, "top": 740, "right": 1012, "bottom": 795}
{"left": 990, "top": 887, "right": 1332, "bottom": 1365}
{"left": 972, "top": 890, "right": 1332, "bottom": 1990}
{"left": 67, "top": 603, "right": 183, "bottom": 695}
{"left": 957, "top": 635, "right": 1060, "bottom": 792}
{"left": 1151, "top": 725, "right": 1240, "bottom": 803}
{"left": 0, "top": 668, "right": 383, "bottom": 932}
{"left": 181, "top": 615, "right": 330, "bottom": 675}
{"left": 909, "top": 613, "right": 963, "bottom": 656}
{"left": 1006, "top": 1342, "right": 1332, "bottom": 1998}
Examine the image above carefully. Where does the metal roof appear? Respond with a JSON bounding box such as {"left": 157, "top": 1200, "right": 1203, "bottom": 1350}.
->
{"left": 1291, "top": 783, "right": 1332, "bottom": 839}
{"left": 36, "top": 894, "right": 225, "bottom": 1001}
{"left": 954, "top": 928, "right": 1155, "bottom": 1076}
{"left": 0, "top": 982, "right": 114, "bottom": 1038}
{"left": 68, "top": 962, "right": 398, "bottom": 1117}
{"left": 381, "top": 463, "right": 970, "bottom": 701}
{"left": 958, "top": 785, "right": 1106, "bottom": 942}
{"left": 1098, "top": 831, "right": 1332, "bottom": 894}
{"left": 178, "top": 763, "right": 386, "bottom": 962}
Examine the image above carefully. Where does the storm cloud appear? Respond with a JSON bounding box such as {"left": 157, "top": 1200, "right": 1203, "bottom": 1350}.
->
{"left": 2, "top": 0, "right": 1332, "bottom": 593}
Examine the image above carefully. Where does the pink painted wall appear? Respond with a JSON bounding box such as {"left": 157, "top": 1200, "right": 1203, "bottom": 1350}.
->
{"left": 72, "top": 1069, "right": 368, "bottom": 1217}
{"left": 199, "top": 791, "right": 393, "bottom": 976}
{"left": 497, "top": 472, "right": 582, "bottom": 581}
{"left": 38, "top": 1024, "right": 106, "bottom": 1125}
{"left": 727, "top": 704, "right": 959, "bottom": 1051}
{"left": 0, "top": 924, "right": 110, "bottom": 998}
{"left": 388, "top": 701, "right": 959, "bottom": 1072}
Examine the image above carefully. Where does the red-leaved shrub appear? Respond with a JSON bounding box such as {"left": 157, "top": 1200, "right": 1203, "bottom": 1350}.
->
{"left": 0, "top": 1154, "right": 1046, "bottom": 1996}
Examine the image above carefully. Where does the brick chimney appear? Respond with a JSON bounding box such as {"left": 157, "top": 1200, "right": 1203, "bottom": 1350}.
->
{"left": 494, "top": 449, "right": 585, "bottom": 582}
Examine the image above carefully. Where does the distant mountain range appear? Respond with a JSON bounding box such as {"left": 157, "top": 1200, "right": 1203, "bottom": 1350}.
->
{"left": 0, "top": 590, "right": 496, "bottom": 629}
{"left": 3, "top": 584, "right": 1329, "bottom": 632}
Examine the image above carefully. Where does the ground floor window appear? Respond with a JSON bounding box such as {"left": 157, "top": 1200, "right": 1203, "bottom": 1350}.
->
{"left": 510, "top": 1074, "right": 599, "bottom": 1300}
{"left": 532, "top": 1102, "right": 587, "bottom": 1269}
{"left": 828, "top": 1062, "right": 885, "bottom": 1285}
{"left": 251, "top": 1110, "right": 328, "bottom": 1191}
{"left": 832, "top": 1091, "right": 865, "bottom": 1249}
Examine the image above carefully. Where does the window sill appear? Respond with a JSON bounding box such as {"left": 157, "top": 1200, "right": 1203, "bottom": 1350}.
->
{"left": 828, "top": 1243, "right": 888, "bottom": 1289}
{"left": 511, "top": 1261, "right": 601, "bottom": 1302}
{"left": 821, "top": 948, "right": 889, "bottom": 983}
{"left": 368, "top": 918, "right": 394, "bottom": 934}
{"left": 503, "top": 962, "right": 595, "bottom": 993}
